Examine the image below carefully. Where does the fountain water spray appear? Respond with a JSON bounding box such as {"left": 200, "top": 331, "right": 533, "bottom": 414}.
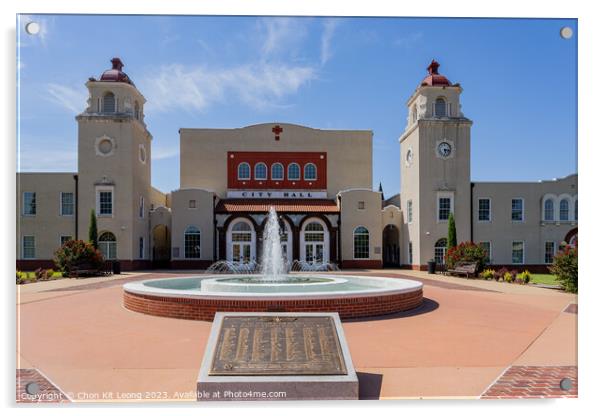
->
{"left": 260, "top": 207, "right": 287, "bottom": 280}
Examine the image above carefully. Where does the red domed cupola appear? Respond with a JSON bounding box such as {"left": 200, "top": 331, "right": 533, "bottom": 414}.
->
{"left": 420, "top": 59, "right": 451, "bottom": 87}
{"left": 99, "top": 57, "right": 134, "bottom": 85}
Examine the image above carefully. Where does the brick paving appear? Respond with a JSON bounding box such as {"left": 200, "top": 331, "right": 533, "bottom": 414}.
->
{"left": 564, "top": 303, "right": 578, "bottom": 314}
{"left": 16, "top": 369, "right": 70, "bottom": 403}
{"left": 481, "top": 366, "right": 577, "bottom": 399}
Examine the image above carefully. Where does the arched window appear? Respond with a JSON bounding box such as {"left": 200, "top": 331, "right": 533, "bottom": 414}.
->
{"left": 559, "top": 199, "right": 570, "bottom": 221}
{"left": 544, "top": 199, "right": 555, "bottom": 221}
{"left": 304, "top": 222, "right": 324, "bottom": 241}
{"left": 102, "top": 92, "right": 116, "bottom": 113}
{"left": 237, "top": 162, "right": 250, "bottom": 180}
{"left": 353, "top": 226, "right": 370, "bottom": 259}
{"left": 304, "top": 163, "right": 317, "bottom": 180}
{"left": 288, "top": 163, "right": 300, "bottom": 180}
{"left": 134, "top": 101, "right": 140, "bottom": 120}
{"left": 184, "top": 226, "right": 201, "bottom": 258}
{"left": 434, "top": 238, "right": 447, "bottom": 265}
{"left": 254, "top": 163, "right": 267, "bottom": 180}
{"left": 271, "top": 163, "right": 284, "bottom": 180}
{"left": 98, "top": 232, "right": 117, "bottom": 259}
{"left": 434, "top": 97, "right": 447, "bottom": 117}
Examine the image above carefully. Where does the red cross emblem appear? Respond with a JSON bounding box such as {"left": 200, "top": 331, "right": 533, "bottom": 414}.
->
{"left": 272, "top": 125, "right": 283, "bottom": 141}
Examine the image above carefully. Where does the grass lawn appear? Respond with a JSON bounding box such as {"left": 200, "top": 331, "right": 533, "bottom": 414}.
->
{"left": 529, "top": 273, "right": 559, "bottom": 285}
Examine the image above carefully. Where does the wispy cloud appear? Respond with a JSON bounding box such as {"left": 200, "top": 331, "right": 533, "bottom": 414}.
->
{"left": 152, "top": 145, "right": 179, "bottom": 160}
{"left": 46, "top": 83, "right": 88, "bottom": 114}
{"left": 18, "top": 140, "right": 77, "bottom": 172}
{"left": 259, "top": 17, "right": 308, "bottom": 58}
{"left": 141, "top": 62, "right": 316, "bottom": 113}
{"left": 320, "top": 19, "right": 339, "bottom": 65}
{"left": 393, "top": 32, "right": 423, "bottom": 49}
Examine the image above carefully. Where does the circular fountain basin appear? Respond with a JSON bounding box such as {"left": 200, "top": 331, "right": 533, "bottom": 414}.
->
{"left": 123, "top": 274, "right": 423, "bottom": 321}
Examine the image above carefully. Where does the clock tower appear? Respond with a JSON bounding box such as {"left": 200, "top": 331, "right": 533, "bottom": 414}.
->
{"left": 399, "top": 60, "right": 473, "bottom": 269}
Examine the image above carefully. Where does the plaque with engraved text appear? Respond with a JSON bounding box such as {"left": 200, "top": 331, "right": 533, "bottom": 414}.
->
{"left": 209, "top": 316, "right": 348, "bottom": 376}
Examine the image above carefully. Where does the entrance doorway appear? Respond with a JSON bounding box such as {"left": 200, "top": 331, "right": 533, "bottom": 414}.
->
{"left": 227, "top": 219, "right": 256, "bottom": 263}
{"left": 382, "top": 224, "right": 400, "bottom": 267}
{"left": 301, "top": 219, "right": 329, "bottom": 264}
{"left": 152, "top": 225, "right": 170, "bottom": 268}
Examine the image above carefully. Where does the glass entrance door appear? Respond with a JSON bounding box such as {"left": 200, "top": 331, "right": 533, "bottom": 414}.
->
{"left": 232, "top": 242, "right": 251, "bottom": 263}
{"left": 304, "top": 242, "right": 325, "bottom": 264}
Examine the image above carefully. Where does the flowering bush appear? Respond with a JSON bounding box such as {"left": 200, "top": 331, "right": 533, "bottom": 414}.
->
{"left": 53, "top": 239, "right": 104, "bottom": 276}
{"left": 549, "top": 244, "right": 578, "bottom": 293}
{"left": 517, "top": 270, "right": 531, "bottom": 284}
{"left": 445, "top": 241, "right": 489, "bottom": 271}
{"left": 480, "top": 268, "right": 496, "bottom": 280}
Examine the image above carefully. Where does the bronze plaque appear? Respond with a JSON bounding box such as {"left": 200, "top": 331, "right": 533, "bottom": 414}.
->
{"left": 209, "top": 316, "right": 348, "bottom": 376}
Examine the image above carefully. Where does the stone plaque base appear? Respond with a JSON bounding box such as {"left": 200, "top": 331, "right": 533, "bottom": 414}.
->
{"left": 197, "top": 312, "right": 358, "bottom": 401}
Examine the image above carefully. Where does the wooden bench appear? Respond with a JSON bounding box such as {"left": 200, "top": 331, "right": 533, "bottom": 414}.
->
{"left": 446, "top": 262, "right": 478, "bottom": 278}
{"left": 69, "top": 261, "right": 113, "bottom": 278}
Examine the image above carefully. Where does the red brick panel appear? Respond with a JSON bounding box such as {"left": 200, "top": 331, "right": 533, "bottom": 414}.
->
{"left": 482, "top": 366, "right": 577, "bottom": 399}
{"left": 227, "top": 151, "right": 327, "bottom": 190}
{"left": 123, "top": 288, "right": 423, "bottom": 321}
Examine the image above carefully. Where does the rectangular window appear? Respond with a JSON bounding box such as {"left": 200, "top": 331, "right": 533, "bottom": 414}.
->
{"left": 98, "top": 190, "right": 113, "bottom": 216}
{"left": 544, "top": 241, "right": 556, "bottom": 264}
{"left": 139, "top": 237, "right": 144, "bottom": 259}
{"left": 23, "top": 192, "right": 36, "bottom": 216}
{"left": 139, "top": 196, "right": 145, "bottom": 218}
{"left": 511, "top": 198, "right": 524, "bottom": 222}
{"left": 438, "top": 197, "right": 451, "bottom": 221}
{"left": 512, "top": 241, "right": 524, "bottom": 264}
{"left": 60, "top": 235, "right": 72, "bottom": 246}
{"left": 407, "top": 200, "right": 413, "bottom": 223}
{"left": 189, "top": 199, "right": 197, "bottom": 209}
{"left": 357, "top": 201, "right": 365, "bottom": 210}
{"left": 478, "top": 198, "right": 491, "bottom": 221}
{"left": 23, "top": 236, "right": 35, "bottom": 259}
{"left": 408, "top": 241, "right": 413, "bottom": 264}
{"left": 479, "top": 241, "right": 491, "bottom": 261}
{"left": 353, "top": 231, "right": 370, "bottom": 259}
{"left": 60, "top": 192, "right": 74, "bottom": 216}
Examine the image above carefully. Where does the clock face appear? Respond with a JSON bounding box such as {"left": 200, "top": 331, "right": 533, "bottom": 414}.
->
{"left": 437, "top": 141, "right": 452, "bottom": 158}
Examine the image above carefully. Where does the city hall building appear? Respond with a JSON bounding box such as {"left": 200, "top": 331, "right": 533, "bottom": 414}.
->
{"left": 16, "top": 58, "right": 578, "bottom": 271}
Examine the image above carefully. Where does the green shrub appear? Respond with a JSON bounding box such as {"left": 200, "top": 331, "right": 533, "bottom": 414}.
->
{"left": 34, "top": 268, "right": 55, "bottom": 281}
{"left": 549, "top": 245, "right": 578, "bottom": 293}
{"left": 445, "top": 241, "right": 489, "bottom": 271}
{"left": 16, "top": 271, "right": 27, "bottom": 284}
{"left": 53, "top": 239, "right": 104, "bottom": 276}
{"left": 480, "top": 268, "right": 496, "bottom": 280}
{"left": 517, "top": 270, "right": 531, "bottom": 284}
{"left": 503, "top": 271, "right": 513, "bottom": 283}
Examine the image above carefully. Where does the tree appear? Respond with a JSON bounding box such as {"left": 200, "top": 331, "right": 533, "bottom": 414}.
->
{"left": 447, "top": 212, "right": 457, "bottom": 250}
{"left": 549, "top": 244, "right": 578, "bottom": 293}
{"left": 89, "top": 209, "right": 98, "bottom": 249}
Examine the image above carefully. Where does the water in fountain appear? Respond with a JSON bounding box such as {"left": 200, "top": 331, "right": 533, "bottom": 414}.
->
{"left": 260, "top": 207, "right": 287, "bottom": 280}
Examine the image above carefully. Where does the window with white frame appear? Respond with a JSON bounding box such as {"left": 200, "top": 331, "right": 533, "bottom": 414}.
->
{"left": 353, "top": 226, "right": 370, "bottom": 259}
{"left": 544, "top": 198, "right": 554, "bottom": 221}
{"left": 23, "top": 236, "right": 35, "bottom": 259}
{"left": 438, "top": 197, "right": 452, "bottom": 221}
{"left": 478, "top": 198, "right": 491, "bottom": 221}
{"left": 287, "top": 163, "right": 300, "bottom": 180}
{"left": 434, "top": 98, "right": 447, "bottom": 117}
{"left": 184, "top": 226, "right": 201, "bottom": 258}
{"left": 139, "top": 237, "right": 144, "bottom": 259}
{"left": 434, "top": 238, "right": 447, "bottom": 265}
{"left": 479, "top": 241, "right": 491, "bottom": 261}
{"left": 511, "top": 198, "right": 524, "bottom": 222}
{"left": 98, "top": 232, "right": 117, "bottom": 259}
{"left": 271, "top": 163, "right": 284, "bottom": 180}
{"left": 237, "top": 162, "right": 251, "bottom": 180}
{"left": 304, "top": 163, "right": 317, "bottom": 180}
{"left": 559, "top": 199, "right": 569, "bottom": 221}
{"left": 254, "top": 163, "right": 267, "bottom": 180}
{"left": 60, "top": 192, "right": 74, "bottom": 216}
{"left": 60, "top": 235, "right": 72, "bottom": 246}
{"left": 544, "top": 241, "right": 556, "bottom": 264}
{"left": 102, "top": 92, "right": 116, "bottom": 113}
{"left": 512, "top": 241, "right": 524, "bottom": 264}
{"left": 407, "top": 200, "right": 413, "bottom": 223}
{"left": 23, "top": 192, "right": 36, "bottom": 216}
{"left": 97, "top": 189, "right": 113, "bottom": 216}
{"left": 139, "top": 196, "right": 145, "bottom": 218}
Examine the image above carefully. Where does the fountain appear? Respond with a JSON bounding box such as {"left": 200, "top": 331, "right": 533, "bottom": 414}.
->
{"left": 123, "top": 207, "right": 423, "bottom": 321}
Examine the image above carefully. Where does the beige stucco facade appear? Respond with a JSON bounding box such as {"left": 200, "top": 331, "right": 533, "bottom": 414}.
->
{"left": 16, "top": 58, "right": 577, "bottom": 272}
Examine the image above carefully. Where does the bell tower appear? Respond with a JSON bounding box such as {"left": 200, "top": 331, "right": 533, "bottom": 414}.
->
{"left": 399, "top": 60, "right": 473, "bottom": 269}
{"left": 75, "top": 58, "right": 153, "bottom": 268}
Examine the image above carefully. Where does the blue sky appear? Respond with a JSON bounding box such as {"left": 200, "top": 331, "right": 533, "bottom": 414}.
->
{"left": 17, "top": 15, "right": 577, "bottom": 196}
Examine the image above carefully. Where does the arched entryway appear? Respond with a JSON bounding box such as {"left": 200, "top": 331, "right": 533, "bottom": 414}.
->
{"left": 564, "top": 227, "right": 578, "bottom": 246}
{"left": 152, "top": 224, "right": 170, "bottom": 268}
{"left": 382, "top": 224, "right": 400, "bottom": 267}
{"left": 98, "top": 231, "right": 117, "bottom": 260}
{"left": 227, "top": 218, "right": 257, "bottom": 263}
{"left": 300, "top": 218, "right": 330, "bottom": 264}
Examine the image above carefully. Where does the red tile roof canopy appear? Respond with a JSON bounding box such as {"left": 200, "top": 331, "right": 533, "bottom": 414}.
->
{"left": 215, "top": 199, "right": 340, "bottom": 214}
{"left": 99, "top": 57, "right": 135, "bottom": 85}
{"left": 420, "top": 59, "right": 452, "bottom": 87}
